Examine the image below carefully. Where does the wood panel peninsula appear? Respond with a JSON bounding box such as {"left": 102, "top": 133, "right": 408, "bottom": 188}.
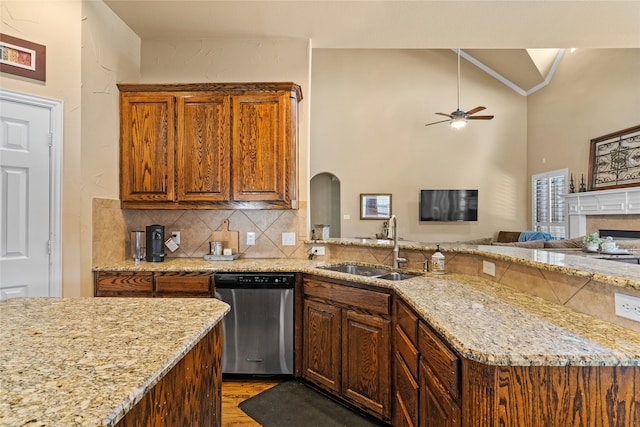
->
{"left": 92, "top": 241, "right": 640, "bottom": 426}
{"left": 0, "top": 297, "right": 229, "bottom": 426}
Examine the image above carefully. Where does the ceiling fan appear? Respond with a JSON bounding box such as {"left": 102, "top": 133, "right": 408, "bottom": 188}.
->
{"left": 425, "top": 49, "right": 494, "bottom": 129}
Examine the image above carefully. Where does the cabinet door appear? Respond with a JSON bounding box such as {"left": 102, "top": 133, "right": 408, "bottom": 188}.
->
{"left": 342, "top": 309, "right": 391, "bottom": 420}
{"left": 419, "top": 360, "right": 461, "bottom": 427}
{"left": 303, "top": 298, "right": 341, "bottom": 393}
{"left": 154, "top": 272, "right": 213, "bottom": 297}
{"left": 120, "top": 93, "right": 175, "bottom": 203}
{"left": 176, "top": 93, "right": 231, "bottom": 202}
{"left": 231, "top": 92, "right": 292, "bottom": 205}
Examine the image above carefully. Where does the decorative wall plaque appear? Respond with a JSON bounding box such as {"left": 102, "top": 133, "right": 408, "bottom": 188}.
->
{"left": 588, "top": 125, "right": 640, "bottom": 190}
{"left": 0, "top": 33, "right": 46, "bottom": 82}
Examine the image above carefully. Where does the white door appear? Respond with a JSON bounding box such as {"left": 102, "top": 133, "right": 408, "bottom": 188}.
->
{"left": 0, "top": 94, "right": 55, "bottom": 298}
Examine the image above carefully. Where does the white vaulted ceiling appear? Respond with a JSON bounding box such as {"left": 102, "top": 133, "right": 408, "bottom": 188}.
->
{"left": 103, "top": 0, "right": 640, "bottom": 94}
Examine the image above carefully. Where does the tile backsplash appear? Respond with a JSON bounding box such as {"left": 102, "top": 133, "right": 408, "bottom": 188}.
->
{"left": 92, "top": 198, "right": 309, "bottom": 265}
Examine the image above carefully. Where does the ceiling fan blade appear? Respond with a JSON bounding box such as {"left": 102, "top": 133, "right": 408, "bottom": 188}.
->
{"left": 425, "top": 119, "right": 451, "bottom": 127}
{"left": 466, "top": 106, "right": 486, "bottom": 115}
{"left": 468, "top": 115, "right": 494, "bottom": 120}
{"left": 435, "top": 112, "right": 453, "bottom": 118}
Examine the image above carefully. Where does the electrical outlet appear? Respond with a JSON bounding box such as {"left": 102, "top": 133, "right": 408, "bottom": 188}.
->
{"left": 312, "top": 246, "right": 325, "bottom": 256}
{"left": 482, "top": 260, "right": 496, "bottom": 277}
{"left": 282, "top": 232, "right": 296, "bottom": 246}
{"left": 247, "top": 232, "right": 256, "bottom": 246}
{"left": 614, "top": 293, "right": 640, "bottom": 323}
{"left": 171, "top": 231, "right": 180, "bottom": 245}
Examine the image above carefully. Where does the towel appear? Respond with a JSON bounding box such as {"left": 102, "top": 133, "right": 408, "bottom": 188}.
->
{"left": 518, "top": 231, "right": 554, "bottom": 242}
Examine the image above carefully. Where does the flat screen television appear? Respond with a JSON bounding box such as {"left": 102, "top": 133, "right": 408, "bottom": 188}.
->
{"left": 419, "top": 189, "right": 478, "bottom": 222}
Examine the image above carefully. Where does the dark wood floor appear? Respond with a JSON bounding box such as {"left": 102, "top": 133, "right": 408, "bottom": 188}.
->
{"left": 221, "top": 379, "right": 281, "bottom": 426}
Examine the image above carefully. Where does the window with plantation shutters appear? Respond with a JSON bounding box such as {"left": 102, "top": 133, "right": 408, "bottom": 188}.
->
{"left": 532, "top": 169, "right": 568, "bottom": 239}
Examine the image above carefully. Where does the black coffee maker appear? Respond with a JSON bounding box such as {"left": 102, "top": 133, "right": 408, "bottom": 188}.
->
{"left": 145, "top": 224, "right": 166, "bottom": 262}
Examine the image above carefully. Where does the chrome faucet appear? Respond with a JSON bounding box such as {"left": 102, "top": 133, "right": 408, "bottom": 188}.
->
{"left": 389, "top": 215, "right": 407, "bottom": 268}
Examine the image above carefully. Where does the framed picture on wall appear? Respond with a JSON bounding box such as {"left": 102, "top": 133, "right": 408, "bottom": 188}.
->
{"left": 589, "top": 125, "right": 640, "bottom": 190}
{"left": 360, "top": 194, "right": 392, "bottom": 219}
{"left": 0, "top": 33, "right": 46, "bottom": 82}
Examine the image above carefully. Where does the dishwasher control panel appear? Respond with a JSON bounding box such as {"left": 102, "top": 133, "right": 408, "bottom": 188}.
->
{"left": 214, "top": 272, "right": 295, "bottom": 289}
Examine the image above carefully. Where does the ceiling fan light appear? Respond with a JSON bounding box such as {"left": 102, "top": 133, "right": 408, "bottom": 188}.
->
{"left": 450, "top": 117, "right": 467, "bottom": 129}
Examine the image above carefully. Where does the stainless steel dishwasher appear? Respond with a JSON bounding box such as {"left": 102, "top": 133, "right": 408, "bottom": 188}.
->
{"left": 214, "top": 272, "right": 295, "bottom": 375}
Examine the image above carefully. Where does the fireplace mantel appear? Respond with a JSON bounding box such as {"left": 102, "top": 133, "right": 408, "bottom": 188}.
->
{"left": 565, "top": 187, "right": 640, "bottom": 237}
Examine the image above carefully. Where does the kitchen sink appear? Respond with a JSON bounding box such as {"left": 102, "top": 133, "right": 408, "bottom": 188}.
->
{"left": 318, "top": 263, "right": 391, "bottom": 277}
{"left": 317, "top": 263, "right": 419, "bottom": 280}
{"left": 378, "top": 272, "right": 418, "bottom": 281}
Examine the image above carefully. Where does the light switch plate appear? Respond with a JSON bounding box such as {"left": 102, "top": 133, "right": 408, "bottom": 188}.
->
{"left": 282, "top": 232, "right": 296, "bottom": 246}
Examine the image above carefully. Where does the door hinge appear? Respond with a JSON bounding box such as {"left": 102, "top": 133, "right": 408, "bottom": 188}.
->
{"left": 47, "top": 132, "right": 53, "bottom": 147}
{"left": 47, "top": 240, "right": 52, "bottom": 254}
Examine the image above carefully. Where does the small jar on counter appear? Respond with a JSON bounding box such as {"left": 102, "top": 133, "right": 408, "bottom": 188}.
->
{"left": 430, "top": 244, "right": 445, "bottom": 274}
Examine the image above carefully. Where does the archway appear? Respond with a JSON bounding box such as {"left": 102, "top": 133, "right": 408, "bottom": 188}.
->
{"left": 310, "top": 173, "right": 341, "bottom": 238}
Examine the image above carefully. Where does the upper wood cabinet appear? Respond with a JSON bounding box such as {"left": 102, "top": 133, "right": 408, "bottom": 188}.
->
{"left": 118, "top": 83, "right": 302, "bottom": 209}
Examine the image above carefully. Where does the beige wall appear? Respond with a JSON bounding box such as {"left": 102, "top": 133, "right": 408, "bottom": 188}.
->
{"left": 80, "top": 0, "right": 141, "bottom": 295}
{"left": 0, "top": 1, "right": 83, "bottom": 296}
{"left": 527, "top": 49, "right": 640, "bottom": 226}
{"left": 311, "top": 49, "right": 528, "bottom": 243}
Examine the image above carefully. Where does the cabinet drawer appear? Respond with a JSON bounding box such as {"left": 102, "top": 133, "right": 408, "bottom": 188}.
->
{"left": 418, "top": 322, "right": 460, "bottom": 400}
{"left": 95, "top": 271, "right": 153, "bottom": 296}
{"left": 395, "top": 299, "right": 418, "bottom": 344}
{"left": 395, "top": 325, "right": 419, "bottom": 378}
{"left": 155, "top": 273, "right": 212, "bottom": 297}
{"left": 303, "top": 278, "right": 390, "bottom": 315}
{"left": 394, "top": 352, "right": 418, "bottom": 427}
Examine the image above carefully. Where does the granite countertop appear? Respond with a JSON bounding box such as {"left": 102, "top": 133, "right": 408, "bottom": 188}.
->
{"left": 393, "top": 273, "right": 640, "bottom": 367}
{"left": 94, "top": 254, "right": 640, "bottom": 368}
{"left": 317, "top": 238, "right": 640, "bottom": 291}
{"left": 93, "top": 236, "right": 640, "bottom": 368}
{"left": 0, "top": 297, "right": 230, "bottom": 426}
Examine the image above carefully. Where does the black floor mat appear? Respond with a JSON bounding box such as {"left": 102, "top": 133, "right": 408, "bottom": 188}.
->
{"left": 238, "top": 380, "right": 389, "bottom": 427}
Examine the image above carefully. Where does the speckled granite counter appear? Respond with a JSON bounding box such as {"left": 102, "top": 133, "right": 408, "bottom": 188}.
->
{"left": 0, "top": 297, "right": 230, "bottom": 426}
{"left": 317, "top": 238, "right": 640, "bottom": 291}
{"left": 92, "top": 247, "right": 640, "bottom": 368}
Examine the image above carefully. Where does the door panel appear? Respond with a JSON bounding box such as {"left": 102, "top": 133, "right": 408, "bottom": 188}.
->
{"left": 176, "top": 93, "right": 231, "bottom": 201}
{"left": 342, "top": 309, "right": 391, "bottom": 419}
{"left": 120, "top": 93, "right": 175, "bottom": 202}
{"left": 0, "top": 99, "right": 51, "bottom": 297}
{"left": 232, "top": 93, "right": 287, "bottom": 202}
{"left": 302, "top": 298, "right": 341, "bottom": 392}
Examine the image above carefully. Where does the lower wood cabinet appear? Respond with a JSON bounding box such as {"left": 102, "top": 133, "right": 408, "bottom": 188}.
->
{"left": 392, "top": 296, "right": 640, "bottom": 427}
{"left": 394, "top": 299, "right": 420, "bottom": 427}
{"left": 392, "top": 298, "right": 461, "bottom": 427}
{"left": 94, "top": 271, "right": 214, "bottom": 298}
{"left": 302, "top": 275, "right": 391, "bottom": 421}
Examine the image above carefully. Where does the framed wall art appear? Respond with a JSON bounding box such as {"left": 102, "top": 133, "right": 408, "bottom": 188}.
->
{"left": 0, "top": 33, "right": 46, "bottom": 82}
{"left": 588, "top": 125, "right": 640, "bottom": 190}
{"left": 360, "top": 193, "right": 392, "bottom": 220}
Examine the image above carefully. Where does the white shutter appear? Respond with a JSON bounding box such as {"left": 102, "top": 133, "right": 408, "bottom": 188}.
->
{"left": 532, "top": 169, "right": 568, "bottom": 239}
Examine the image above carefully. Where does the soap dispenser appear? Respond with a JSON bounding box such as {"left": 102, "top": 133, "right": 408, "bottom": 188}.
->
{"left": 430, "top": 244, "right": 445, "bottom": 274}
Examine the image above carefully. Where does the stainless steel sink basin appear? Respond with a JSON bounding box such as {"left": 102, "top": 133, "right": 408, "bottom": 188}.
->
{"left": 317, "top": 263, "right": 418, "bottom": 280}
{"left": 318, "top": 264, "right": 390, "bottom": 277}
{"left": 378, "top": 272, "right": 418, "bottom": 281}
